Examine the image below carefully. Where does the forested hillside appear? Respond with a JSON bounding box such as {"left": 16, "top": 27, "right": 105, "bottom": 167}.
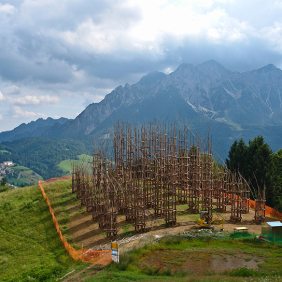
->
{"left": 0, "top": 138, "right": 89, "bottom": 180}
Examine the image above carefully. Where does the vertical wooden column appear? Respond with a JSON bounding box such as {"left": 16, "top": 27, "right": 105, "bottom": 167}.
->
{"left": 230, "top": 173, "right": 242, "bottom": 222}
{"left": 255, "top": 188, "right": 266, "bottom": 222}
{"left": 188, "top": 136, "right": 200, "bottom": 213}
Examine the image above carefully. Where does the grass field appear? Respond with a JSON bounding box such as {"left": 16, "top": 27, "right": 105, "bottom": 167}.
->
{"left": 0, "top": 180, "right": 87, "bottom": 282}
{"left": 0, "top": 149, "right": 11, "bottom": 154}
{"left": 78, "top": 154, "right": 93, "bottom": 162}
{"left": 12, "top": 165, "right": 30, "bottom": 170}
{"left": 58, "top": 154, "right": 92, "bottom": 174}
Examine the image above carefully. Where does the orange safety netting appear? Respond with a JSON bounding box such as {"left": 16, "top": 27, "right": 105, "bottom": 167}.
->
{"left": 42, "top": 175, "right": 72, "bottom": 184}
{"left": 249, "top": 199, "right": 282, "bottom": 220}
{"left": 38, "top": 181, "right": 111, "bottom": 265}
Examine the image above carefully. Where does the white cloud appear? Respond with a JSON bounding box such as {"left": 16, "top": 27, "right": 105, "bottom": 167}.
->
{"left": 0, "top": 91, "right": 6, "bottom": 101}
{"left": 60, "top": 17, "right": 133, "bottom": 54}
{"left": 12, "top": 106, "right": 46, "bottom": 118}
{"left": 2, "top": 85, "right": 21, "bottom": 95}
{"left": 0, "top": 4, "right": 16, "bottom": 14}
{"left": 0, "top": 114, "right": 2, "bottom": 120}
{"left": 129, "top": 2, "right": 252, "bottom": 49}
{"left": 41, "top": 95, "right": 60, "bottom": 104}
{"left": 11, "top": 95, "right": 59, "bottom": 105}
{"left": 260, "top": 22, "right": 282, "bottom": 52}
{"left": 56, "top": 0, "right": 261, "bottom": 58}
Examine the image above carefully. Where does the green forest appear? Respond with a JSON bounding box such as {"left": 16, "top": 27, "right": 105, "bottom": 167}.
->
{"left": 0, "top": 137, "right": 89, "bottom": 180}
{"left": 226, "top": 135, "right": 282, "bottom": 212}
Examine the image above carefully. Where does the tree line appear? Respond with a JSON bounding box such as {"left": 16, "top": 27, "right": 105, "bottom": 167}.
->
{"left": 226, "top": 135, "right": 282, "bottom": 212}
{"left": 0, "top": 137, "right": 88, "bottom": 180}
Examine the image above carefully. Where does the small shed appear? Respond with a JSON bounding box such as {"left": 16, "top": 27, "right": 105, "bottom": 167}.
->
{"left": 261, "top": 221, "right": 282, "bottom": 238}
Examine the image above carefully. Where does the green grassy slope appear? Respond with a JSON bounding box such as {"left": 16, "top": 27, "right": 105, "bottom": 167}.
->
{"left": 58, "top": 154, "right": 92, "bottom": 174}
{"left": 6, "top": 166, "right": 43, "bottom": 186}
{"left": 0, "top": 149, "right": 10, "bottom": 154}
{"left": 0, "top": 180, "right": 87, "bottom": 282}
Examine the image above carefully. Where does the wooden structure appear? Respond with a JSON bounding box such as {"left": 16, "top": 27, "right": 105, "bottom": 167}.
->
{"left": 71, "top": 121, "right": 252, "bottom": 237}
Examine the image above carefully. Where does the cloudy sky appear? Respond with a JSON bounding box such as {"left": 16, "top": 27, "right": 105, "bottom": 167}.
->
{"left": 0, "top": 0, "right": 282, "bottom": 132}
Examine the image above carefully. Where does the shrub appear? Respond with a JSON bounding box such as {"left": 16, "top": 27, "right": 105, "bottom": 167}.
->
{"left": 23, "top": 264, "right": 61, "bottom": 281}
{"left": 175, "top": 268, "right": 188, "bottom": 277}
{"left": 161, "top": 267, "right": 172, "bottom": 276}
{"left": 161, "top": 235, "right": 183, "bottom": 245}
{"left": 116, "top": 253, "right": 136, "bottom": 271}
{"left": 143, "top": 265, "right": 161, "bottom": 276}
{"left": 0, "top": 185, "right": 9, "bottom": 193}
{"left": 229, "top": 266, "right": 263, "bottom": 277}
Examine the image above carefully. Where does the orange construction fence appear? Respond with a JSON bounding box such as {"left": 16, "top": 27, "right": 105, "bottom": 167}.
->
{"left": 38, "top": 181, "right": 111, "bottom": 265}
{"left": 249, "top": 199, "right": 282, "bottom": 220}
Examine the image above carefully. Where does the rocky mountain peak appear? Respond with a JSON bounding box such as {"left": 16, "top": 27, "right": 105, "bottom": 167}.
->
{"left": 259, "top": 64, "right": 279, "bottom": 72}
{"left": 138, "top": 71, "right": 166, "bottom": 86}
{"left": 196, "top": 59, "right": 230, "bottom": 80}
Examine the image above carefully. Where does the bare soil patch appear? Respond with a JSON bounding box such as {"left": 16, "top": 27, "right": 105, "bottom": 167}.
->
{"left": 141, "top": 249, "right": 263, "bottom": 275}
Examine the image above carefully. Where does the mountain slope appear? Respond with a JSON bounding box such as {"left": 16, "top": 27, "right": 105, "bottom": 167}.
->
{"left": 0, "top": 117, "right": 69, "bottom": 143}
{"left": 0, "top": 179, "right": 88, "bottom": 281}
{"left": 1, "top": 60, "right": 282, "bottom": 155}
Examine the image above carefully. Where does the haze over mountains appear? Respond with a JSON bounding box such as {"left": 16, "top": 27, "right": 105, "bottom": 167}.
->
{"left": 1, "top": 60, "right": 282, "bottom": 158}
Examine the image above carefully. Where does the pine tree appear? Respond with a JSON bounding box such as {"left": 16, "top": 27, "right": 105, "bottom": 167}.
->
{"left": 1, "top": 177, "right": 6, "bottom": 186}
{"left": 226, "top": 135, "right": 274, "bottom": 207}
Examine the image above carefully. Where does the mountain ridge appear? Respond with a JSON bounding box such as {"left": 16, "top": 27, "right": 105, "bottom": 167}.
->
{"left": 1, "top": 60, "right": 282, "bottom": 155}
{"left": 0, "top": 117, "right": 70, "bottom": 142}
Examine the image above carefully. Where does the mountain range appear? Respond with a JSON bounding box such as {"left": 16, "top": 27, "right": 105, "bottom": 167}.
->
{"left": 1, "top": 60, "right": 282, "bottom": 159}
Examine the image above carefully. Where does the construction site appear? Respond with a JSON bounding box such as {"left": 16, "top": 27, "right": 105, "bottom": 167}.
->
{"left": 71, "top": 121, "right": 267, "bottom": 242}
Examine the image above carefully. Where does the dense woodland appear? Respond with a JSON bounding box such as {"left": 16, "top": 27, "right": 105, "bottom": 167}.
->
{"left": 226, "top": 135, "right": 282, "bottom": 212}
{"left": 0, "top": 137, "right": 88, "bottom": 180}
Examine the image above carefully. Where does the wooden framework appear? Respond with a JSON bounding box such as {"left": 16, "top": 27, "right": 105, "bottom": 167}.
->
{"left": 71, "top": 121, "right": 253, "bottom": 237}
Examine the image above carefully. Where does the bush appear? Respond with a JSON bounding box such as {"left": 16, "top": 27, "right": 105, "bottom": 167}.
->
{"left": 116, "top": 253, "right": 136, "bottom": 271}
{"left": 161, "top": 267, "right": 172, "bottom": 276}
{"left": 175, "top": 269, "right": 188, "bottom": 277}
{"left": 143, "top": 265, "right": 162, "bottom": 276}
{"left": 161, "top": 235, "right": 183, "bottom": 245}
{"left": 23, "top": 264, "right": 61, "bottom": 281}
{"left": 0, "top": 185, "right": 9, "bottom": 193}
{"left": 229, "top": 266, "right": 263, "bottom": 277}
